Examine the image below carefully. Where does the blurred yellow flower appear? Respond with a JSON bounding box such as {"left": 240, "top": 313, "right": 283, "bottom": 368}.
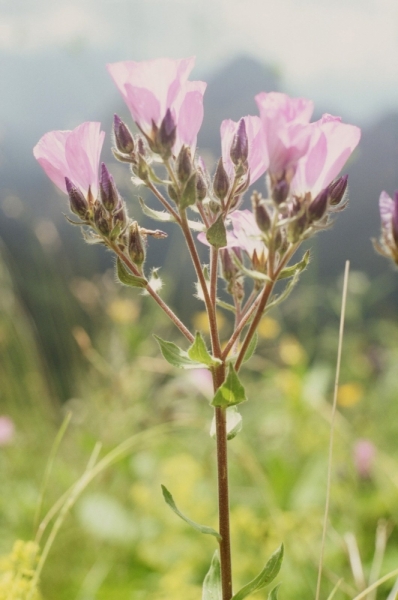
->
{"left": 107, "top": 298, "right": 139, "bottom": 324}
{"left": 0, "top": 540, "right": 40, "bottom": 600}
{"left": 279, "top": 335, "right": 306, "bottom": 366}
{"left": 337, "top": 382, "right": 364, "bottom": 407}
{"left": 257, "top": 317, "right": 280, "bottom": 339}
{"left": 192, "top": 310, "right": 225, "bottom": 333}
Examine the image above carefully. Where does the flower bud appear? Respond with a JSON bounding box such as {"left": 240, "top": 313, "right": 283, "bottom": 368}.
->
{"left": 251, "top": 192, "right": 271, "bottom": 233}
{"left": 213, "top": 158, "right": 230, "bottom": 202}
{"left": 113, "top": 114, "right": 135, "bottom": 154}
{"left": 113, "top": 202, "right": 128, "bottom": 231}
{"left": 392, "top": 191, "right": 398, "bottom": 245}
{"left": 308, "top": 188, "right": 329, "bottom": 221}
{"left": 328, "top": 175, "right": 348, "bottom": 206}
{"left": 128, "top": 222, "right": 145, "bottom": 266}
{"left": 65, "top": 177, "right": 88, "bottom": 219}
{"left": 176, "top": 145, "right": 192, "bottom": 184}
{"left": 230, "top": 118, "right": 249, "bottom": 166}
{"left": 157, "top": 109, "right": 176, "bottom": 158}
{"left": 94, "top": 202, "right": 110, "bottom": 236}
{"left": 168, "top": 184, "right": 178, "bottom": 203}
{"left": 136, "top": 154, "right": 149, "bottom": 182}
{"left": 100, "top": 163, "right": 119, "bottom": 213}
{"left": 272, "top": 179, "right": 289, "bottom": 205}
{"left": 220, "top": 248, "right": 239, "bottom": 282}
{"left": 196, "top": 169, "right": 207, "bottom": 202}
{"left": 137, "top": 137, "right": 146, "bottom": 157}
{"left": 287, "top": 213, "right": 307, "bottom": 243}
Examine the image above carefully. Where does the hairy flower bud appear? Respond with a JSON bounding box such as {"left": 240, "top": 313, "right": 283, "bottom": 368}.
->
{"left": 272, "top": 179, "right": 290, "bottom": 205}
{"left": 328, "top": 175, "right": 348, "bottom": 206}
{"left": 220, "top": 248, "right": 240, "bottom": 282}
{"left": 308, "top": 188, "right": 329, "bottom": 221}
{"left": 128, "top": 222, "right": 145, "bottom": 266}
{"left": 288, "top": 213, "right": 307, "bottom": 243}
{"left": 157, "top": 109, "right": 176, "bottom": 158}
{"left": 251, "top": 192, "right": 271, "bottom": 233}
{"left": 113, "top": 114, "right": 135, "bottom": 154}
{"left": 213, "top": 158, "right": 230, "bottom": 202}
{"left": 230, "top": 118, "right": 249, "bottom": 166}
{"left": 113, "top": 201, "right": 128, "bottom": 231}
{"left": 100, "top": 163, "right": 119, "bottom": 212}
{"left": 94, "top": 202, "right": 110, "bottom": 236}
{"left": 196, "top": 169, "right": 207, "bottom": 202}
{"left": 177, "top": 146, "right": 192, "bottom": 184}
{"left": 65, "top": 177, "right": 88, "bottom": 219}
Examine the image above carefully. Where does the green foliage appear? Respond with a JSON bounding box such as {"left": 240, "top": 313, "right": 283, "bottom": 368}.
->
{"left": 232, "top": 544, "right": 284, "bottom": 600}
{"left": 116, "top": 258, "right": 147, "bottom": 288}
{"left": 206, "top": 215, "right": 227, "bottom": 248}
{"left": 187, "top": 332, "right": 221, "bottom": 367}
{"left": 202, "top": 551, "right": 222, "bottom": 600}
{"left": 211, "top": 364, "right": 247, "bottom": 408}
{"left": 161, "top": 485, "right": 221, "bottom": 541}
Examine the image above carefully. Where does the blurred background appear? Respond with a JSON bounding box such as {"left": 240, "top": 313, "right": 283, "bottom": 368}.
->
{"left": 1, "top": 0, "right": 398, "bottom": 598}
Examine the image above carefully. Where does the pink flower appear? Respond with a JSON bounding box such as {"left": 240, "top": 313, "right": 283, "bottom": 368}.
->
{"left": 229, "top": 210, "right": 266, "bottom": 260}
{"left": 107, "top": 57, "right": 206, "bottom": 155}
{"left": 220, "top": 116, "right": 268, "bottom": 184}
{"left": 33, "top": 122, "right": 105, "bottom": 199}
{"left": 255, "top": 92, "right": 314, "bottom": 179}
{"left": 0, "top": 416, "right": 15, "bottom": 446}
{"left": 291, "top": 114, "right": 361, "bottom": 198}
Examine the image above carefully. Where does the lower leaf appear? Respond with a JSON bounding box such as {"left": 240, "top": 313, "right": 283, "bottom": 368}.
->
{"left": 202, "top": 551, "right": 222, "bottom": 600}
{"left": 232, "top": 544, "right": 284, "bottom": 600}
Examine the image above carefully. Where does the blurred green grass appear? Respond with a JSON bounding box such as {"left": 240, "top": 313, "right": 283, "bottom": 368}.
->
{"left": 1, "top": 245, "right": 398, "bottom": 600}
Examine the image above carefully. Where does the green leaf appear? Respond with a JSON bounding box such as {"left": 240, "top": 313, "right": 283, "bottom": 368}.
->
{"left": 210, "top": 406, "right": 243, "bottom": 441}
{"left": 232, "top": 544, "right": 284, "bottom": 600}
{"left": 116, "top": 258, "right": 147, "bottom": 288}
{"left": 277, "top": 250, "right": 310, "bottom": 280}
{"left": 139, "top": 197, "right": 173, "bottom": 222}
{"left": 211, "top": 364, "right": 247, "bottom": 408}
{"left": 180, "top": 172, "right": 197, "bottom": 209}
{"left": 242, "top": 332, "right": 258, "bottom": 364}
{"left": 154, "top": 335, "right": 207, "bottom": 369}
{"left": 268, "top": 584, "right": 282, "bottom": 600}
{"left": 231, "top": 253, "right": 271, "bottom": 282}
{"left": 161, "top": 485, "right": 221, "bottom": 541}
{"left": 202, "top": 551, "right": 222, "bottom": 600}
{"left": 188, "top": 332, "right": 222, "bottom": 367}
{"left": 206, "top": 214, "right": 227, "bottom": 248}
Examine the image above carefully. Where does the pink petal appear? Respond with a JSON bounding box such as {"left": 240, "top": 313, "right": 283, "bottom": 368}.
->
{"left": 379, "top": 191, "right": 394, "bottom": 230}
{"left": 123, "top": 84, "right": 161, "bottom": 135}
{"left": 175, "top": 81, "right": 206, "bottom": 154}
{"left": 33, "top": 130, "right": 71, "bottom": 192}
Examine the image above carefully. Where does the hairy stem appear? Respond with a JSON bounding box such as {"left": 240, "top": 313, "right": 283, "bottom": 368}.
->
{"left": 146, "top": 180, "right": 181, "bottom": 222}
{"left": 112, "top": 245, "right": 194, "bottom": 343}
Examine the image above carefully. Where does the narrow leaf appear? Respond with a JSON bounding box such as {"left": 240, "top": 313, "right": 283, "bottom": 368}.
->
{"left": 206, "top": 214, "right": 227, "bottom": 248}
{"left": 116, "top": 258, "right": 147, "bottom": 288}
{"left": 210, "top": 406, "right": 243, "bottom": 441}
{"left": 188, "top": 332, "right": 222, "bottom": 367}
{"left": 211, "top": 364, "right": 247, "bottom": 408}
{"left": 268, "top": 583, "right": 282, "bottom": 600}
{"left": 243, "top": 332, "right": 258, "bottom": 363}
{"left": 161, "top": 485, "right": 221, "bottom": 541}
{"left": 154, "top": 335, "right": 206, "bottom": 369}
{"left": 202, "top": 551, "right": 222, "bottom": 600}
{"left": 187, "top": 219, "right": 206, "bottom": 232}
{"left": 232, "top": 544, "right": 284, "bottom": 600}
{"left": 278, "top": 250, "right": 310, "bottom": 280}
{"left": 139, "top": 197, "right": 173, "bottom": 222}
{"left": 232, "top": 253, "right": 271, "bottom": 282}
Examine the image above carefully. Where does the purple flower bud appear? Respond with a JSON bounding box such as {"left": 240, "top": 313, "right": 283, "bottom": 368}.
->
{"left": 177, "top": 145, "right": 192, "bottom": 184}
{"left": 328, "top": 174, "right": 348, "bottom": 206}
{"left": 65, "top": 177, "right": 88, "bottom": 219}
{"left": 272, "top": 179, "right": 289, "bottom": 205}
{"left": 158, "top": 109, "right": 176, "bottom": 157}
{"left": 308, "top": 188, "right": 329, "bottom": 221}
{"left": 251, "top": 192, "right": 271, "bottom": 233}
{"left": 230, "top": 118, "right": 249, "bottom": 166}
{"left": 220, "top": 248, "right": 238, "bottom": 282}
{"left": 392, "top": 191, "right": 398, "bottom": 244}
{"left": 113, "top": 202, "right": 128, "bottom": 231}
{"left": 94, "top": 202, "right": 110, "bottom": 236}
{"left": 196, "top": 169, "right": 207, "bottom": 202}
{"left": 213, "top": 158, "right": 230, "bottom": 202}
{"left": 137, "top": 137, "right": 146, "bottom": 157}
{"left": 129, "top": 222, "right": 146, "bottom": 266}
{"left": 114, "top": 114, "right": 135, "bottom": 154}
{"left": 100, "top": 163, "right": 119, "bottom": 212}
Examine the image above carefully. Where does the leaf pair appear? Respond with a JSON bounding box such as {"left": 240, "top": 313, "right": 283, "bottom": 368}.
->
{"left": 155, "top": 331, "right": 221, "bottom": 370}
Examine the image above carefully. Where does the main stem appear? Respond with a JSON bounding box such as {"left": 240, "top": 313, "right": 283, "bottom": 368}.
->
{"left": 213, "top": 366, "right": 233, "bottom": 600}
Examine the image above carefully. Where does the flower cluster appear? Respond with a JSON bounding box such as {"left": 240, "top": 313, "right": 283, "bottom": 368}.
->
{"left": 33, "top": 56, "right": 360, "bottom": 312}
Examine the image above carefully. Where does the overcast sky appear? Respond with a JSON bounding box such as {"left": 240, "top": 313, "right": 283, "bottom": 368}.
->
{"left": 1, "top": 0, "right": 398, "bottom": 123}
